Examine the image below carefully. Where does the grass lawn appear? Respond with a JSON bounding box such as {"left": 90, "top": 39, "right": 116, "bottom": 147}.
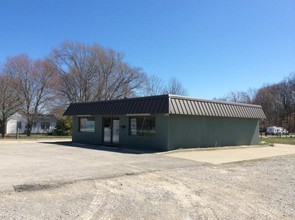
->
{"left": 261, "top": 136, "right": 295, "bottom": 145}
{"left": 0, "top": 134, "right": 71, "bottom": 140}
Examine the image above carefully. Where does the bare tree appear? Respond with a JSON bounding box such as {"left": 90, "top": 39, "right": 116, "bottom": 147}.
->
{"left": 142, "top": 75, "right": 166, "bottom": 96}
{"left": 165, "top": 78, "right": 188, "bottom": 96}
{"left": 140, "top": 75, "right": 189, "bottom": 96}
{"left": 0, "top": 73, "right": 23, "bottom": 138}
{"left": 4, "top": 55, "right": 57, "bottom": 136}
{"left": 224, "top": 91, "right": 243, "bottom": 103}
{"left": 220, "top": 72, "right": 295, "bottom": 132}
{"left": 254, "top": 83, "right": 283, "bottom": 126}
{"left": 283, "top": 73, "right": 295, "bottom": 131}
{"left": 48, "top": 40, "right": 146, "bottom": 103}
{"left": 224, "top": 89, "right": 256, "bottom": 104}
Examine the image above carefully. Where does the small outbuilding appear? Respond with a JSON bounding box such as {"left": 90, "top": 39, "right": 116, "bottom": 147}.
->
{"left": 64, "top": 94, "right": 266, "bottom": 151}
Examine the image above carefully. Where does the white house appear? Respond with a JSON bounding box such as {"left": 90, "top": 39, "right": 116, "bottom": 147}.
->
{"left": 5, "top": 113, "right": 57, "bottom": 135}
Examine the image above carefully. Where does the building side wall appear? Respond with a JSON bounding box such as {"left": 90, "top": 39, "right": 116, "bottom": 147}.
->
{"left": 72, "top": 116, "right": 102, "bottom": 144}
{"left": 6, "top": 119, "right": 19, "bottom": 134}
{"left": 31, "top": 121, "right": 57, "bottom": 134}
{"left": 119, "top": 114, "right": 169, "bottom": 151}
{"left": 5, "top": 113, "right": 58, "bottom": 135}
{"left": 6, "top": 113, "right": 26, "bottom": 134}
{"left": 72, "top": 114, "right": 260, "bottom": 151}
{"left": 72, "top": 114, "right": 169, "bottom": 151}
{"left": 168, "top": 115, "right": 260, "bottom": 150}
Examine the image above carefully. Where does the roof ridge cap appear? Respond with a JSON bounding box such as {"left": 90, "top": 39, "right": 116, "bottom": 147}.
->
{"left": 169, "top": 95, "right": 262, "bottom": 108}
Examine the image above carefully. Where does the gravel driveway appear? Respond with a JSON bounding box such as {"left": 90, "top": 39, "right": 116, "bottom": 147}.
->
{"left": 0, "top": 141, "right": 294, "bottom": 219}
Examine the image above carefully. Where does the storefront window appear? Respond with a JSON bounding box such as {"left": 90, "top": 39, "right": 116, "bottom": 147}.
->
{"left": 129, "top": 117, "right": 155, "bottom": 136}
{"left": 79, "top": 117, "right": 95, "bottom": 132}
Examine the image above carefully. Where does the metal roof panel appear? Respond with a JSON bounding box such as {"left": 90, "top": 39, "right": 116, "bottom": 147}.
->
{"left": 64, "top": 94, "right": 266, "bottom": 119}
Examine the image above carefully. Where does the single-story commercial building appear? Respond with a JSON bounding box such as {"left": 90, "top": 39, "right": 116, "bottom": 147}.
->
{"left": 64, "top": 94, "right": 266, "bottom": 151}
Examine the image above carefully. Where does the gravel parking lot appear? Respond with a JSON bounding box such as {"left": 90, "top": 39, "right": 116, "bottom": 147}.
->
{"left": 0, "top": 141, "right": 294, "bottom": 219}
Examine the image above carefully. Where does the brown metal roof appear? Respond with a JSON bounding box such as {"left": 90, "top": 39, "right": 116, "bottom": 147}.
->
{"left": 63, "top": 95, "right": 169, "bottom": 116}
{"left": 64, "top": 94, "right": 266, "bottom": 119}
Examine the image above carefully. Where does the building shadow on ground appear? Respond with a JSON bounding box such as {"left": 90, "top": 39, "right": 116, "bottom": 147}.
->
{"left": 40, "top": 141, "right": 158, "bottom": 154}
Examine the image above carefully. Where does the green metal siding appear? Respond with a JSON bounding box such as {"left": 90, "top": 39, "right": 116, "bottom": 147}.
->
{"left": 72, "top": 114, "right": 260, "bottom": 151}
{"left": 71, "top": 114, "right": 169, "bottom": 151}
{"left": 168, "top": 115, "right": 260, "bottom": 150}
{"left": 72, "top": 116, "right": 102, "bottom": 144}
{"left": 119, "top": 114, "right": 168, "bottom": 151}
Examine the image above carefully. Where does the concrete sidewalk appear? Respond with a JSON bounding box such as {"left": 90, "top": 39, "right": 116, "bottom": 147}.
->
{"left": 163, "top": 144, "right": 295, "bottom": 164}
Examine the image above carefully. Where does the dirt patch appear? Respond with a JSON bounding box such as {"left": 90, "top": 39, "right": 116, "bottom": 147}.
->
{"left": 13, "top": 184, "right": 57, "bottom": 192}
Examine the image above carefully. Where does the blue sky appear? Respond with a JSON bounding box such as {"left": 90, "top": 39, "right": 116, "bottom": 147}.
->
{"left": 0, "top": 0, "right": 294, "bottom": 99}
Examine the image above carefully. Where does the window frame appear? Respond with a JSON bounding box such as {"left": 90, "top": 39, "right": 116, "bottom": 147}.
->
{"left": 79, "top": 117, "right": 95, "bottom": 132}
{"left": 129, "top": 116, "right": 156, "bottom": 136}
{"left": 41, "top": 121, "right": 50, "bottom": 130}
{"left": 17, "top": 121, "right": 22, "bottom": 130}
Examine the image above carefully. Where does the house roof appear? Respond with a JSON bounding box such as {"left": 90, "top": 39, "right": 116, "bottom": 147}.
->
{"left": 9, "top": 112, "right": 58, "bottom": 122}
{"left": 64, "top": 94, "right": 266, "bottom": 119}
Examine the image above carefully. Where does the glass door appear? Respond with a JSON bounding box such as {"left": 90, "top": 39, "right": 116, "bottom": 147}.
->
{"left": 103, "top": 118, "right": 112, "bottom": 144}
{"left": 103, "top": 118, "right": 119, "bottom": 145}
{"left": 112, "top": 119, "right": 120, "bottom": 144}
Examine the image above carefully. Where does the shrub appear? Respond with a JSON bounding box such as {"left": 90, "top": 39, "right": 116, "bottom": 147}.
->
{"left": 54, "top": 116, "right": 72, "bottom": 135}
